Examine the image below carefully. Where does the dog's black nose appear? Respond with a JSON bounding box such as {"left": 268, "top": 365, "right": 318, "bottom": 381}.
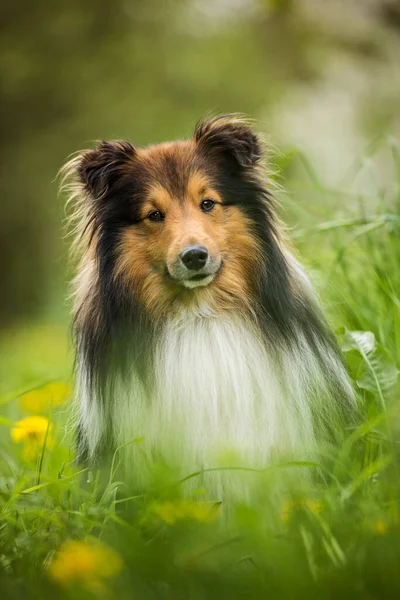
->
{"left": 180, "top": 245, "right": 208, "bottom": 271}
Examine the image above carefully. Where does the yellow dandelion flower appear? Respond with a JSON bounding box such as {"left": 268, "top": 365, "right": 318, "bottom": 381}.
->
{"left": 365, "top": 518, "right": 389, "bottom": 535}
{"left": 19, "top": 381, "right": 72, "bottom": 414}
{"left": 48, "top": 540, "right": 122, "bottom": 590}
{"left": 11, "top": 416, "right": 54, "bottom": 460}
{"left": 153, "top": 499, "right": 219, "bottom": 525}
{"left": 190, "top": 501, "right": 220, "bottom": 522}
{"left": 153, "top": 502, "right": 179, "bottom": 525}
{"left": 281, "top": 498, "right": 323, "bottom": 524}
{"left": 373, "top": 519, "right": 389, "bottom": 535}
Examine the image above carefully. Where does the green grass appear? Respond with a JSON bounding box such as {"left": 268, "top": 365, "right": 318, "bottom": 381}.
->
{"left": 0, "top": 145, "right": 399, "bottom": 599}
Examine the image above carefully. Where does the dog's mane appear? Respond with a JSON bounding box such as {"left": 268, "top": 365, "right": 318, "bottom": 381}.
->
{"left": 60, "top": 115, "right": 355, "bottom": 466}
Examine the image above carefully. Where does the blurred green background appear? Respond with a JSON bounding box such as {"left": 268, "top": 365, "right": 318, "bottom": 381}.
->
{"left": 2, "top": 0, "right": 400, "bottom": 326}
{"left": 1, "top": 3, "right": 400, "bottom": 598}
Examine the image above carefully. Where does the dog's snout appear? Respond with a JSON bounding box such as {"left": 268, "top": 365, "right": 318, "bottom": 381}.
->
{"left": 180, "top": 245, "right": 208, "bottom": 271}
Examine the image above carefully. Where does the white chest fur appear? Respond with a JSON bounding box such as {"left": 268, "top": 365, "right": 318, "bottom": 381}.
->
{"left": 104, "top": 315, "right": 323, "bottom": 496}
{"left": 78, "top": 312, "right": 352, "bottom": 498}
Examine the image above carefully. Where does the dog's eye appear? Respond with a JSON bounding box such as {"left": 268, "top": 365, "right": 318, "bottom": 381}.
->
{"left": 200, "top": 199, "right": 215, "bottom": 212}
{"left": 148, "top": 210, "right": 164, "bottom": 223}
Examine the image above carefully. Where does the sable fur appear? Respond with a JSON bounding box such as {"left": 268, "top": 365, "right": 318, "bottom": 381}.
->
{"left": 61, "top": 114, "right": 354, "bottom": 498}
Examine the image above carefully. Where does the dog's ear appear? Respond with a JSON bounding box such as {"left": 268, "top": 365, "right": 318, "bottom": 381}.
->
{"left": 193, "top": 114, "right": 263, "bottom": 168}
{"left": 78, "top": 141, "right": 136, "bottom": 199}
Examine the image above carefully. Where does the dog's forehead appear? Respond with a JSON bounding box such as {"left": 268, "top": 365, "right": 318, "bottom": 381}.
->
{"left": 137, "top": 140, "right": 210, "bottom": 200}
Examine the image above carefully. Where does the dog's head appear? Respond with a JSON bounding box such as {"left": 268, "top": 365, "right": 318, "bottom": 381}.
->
{"left": 65, "top": 115, "right": 277, "bottom": 319}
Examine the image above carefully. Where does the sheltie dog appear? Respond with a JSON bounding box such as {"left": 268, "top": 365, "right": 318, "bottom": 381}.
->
{"left": 62, "top": 115, "right": 354, "bottom": 499}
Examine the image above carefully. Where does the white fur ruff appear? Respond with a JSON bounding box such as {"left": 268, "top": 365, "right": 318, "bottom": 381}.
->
{"left": 77, "top": 312, "right": 351, "bottom": 499}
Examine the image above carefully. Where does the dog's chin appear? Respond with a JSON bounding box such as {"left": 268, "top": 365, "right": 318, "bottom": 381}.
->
{"left": 181, "top": 273, "right": 215, "bottom": 289}
{"left": 165, "top": 266, "right": 221, "bottom": 290}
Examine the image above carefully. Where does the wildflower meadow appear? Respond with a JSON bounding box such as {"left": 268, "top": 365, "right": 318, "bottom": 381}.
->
{"left": 0, "top": 146, "right": 399, "bottom": 599}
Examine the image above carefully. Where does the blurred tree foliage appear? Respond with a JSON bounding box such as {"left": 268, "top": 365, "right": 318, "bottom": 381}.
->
{"left": 0, "top": 1, "right": 139, "bottom": 325}
{"left": 0, "top": 0, "right": 399, "bottom": 326}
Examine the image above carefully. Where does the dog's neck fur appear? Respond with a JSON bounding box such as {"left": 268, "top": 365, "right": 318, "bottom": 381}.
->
{"left": 77, "top": 308, "right": 351, "bottom": 499}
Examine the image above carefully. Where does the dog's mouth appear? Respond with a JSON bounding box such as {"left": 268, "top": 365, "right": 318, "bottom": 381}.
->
{"left": 188, "top": 273, "right": 209, "bottom": 282}
{"left": 165, "top": 264, "right": 222, "bottom": 289}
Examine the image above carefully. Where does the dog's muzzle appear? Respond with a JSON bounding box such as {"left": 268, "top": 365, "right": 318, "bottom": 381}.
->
{"left": 167, "top": 245, "right": 221, "bottom": 289}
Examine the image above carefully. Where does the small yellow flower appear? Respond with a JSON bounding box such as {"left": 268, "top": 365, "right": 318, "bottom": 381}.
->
{"left": 364, "top": 518, "right": 389, "bottom": 535}
{"left": 153, "top": 500, "right": 219, "bottom": 525}
{"left": 281, "top": 498, "right": 323, "bottom": 524}
{"left": 48, "top": 540, "right": 122, "bottom": 590}
{"left": 11, "top": 416, "right": 54, "bottom": 460}
{"left": 19, "top": 382, "right": 72, "bottom": 414}
{"left": 373, "top": 519, "right": 389, "bottom": 535}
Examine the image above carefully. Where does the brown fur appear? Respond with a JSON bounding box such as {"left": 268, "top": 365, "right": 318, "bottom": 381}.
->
{"left": 60, "top": 115, "right": 355, "bottom": 471}
{"left": 113, "top": 144, "right": 260, "bottom": 321}
{"left": 61, "top": 116, "right": 270, "bottom": 328}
